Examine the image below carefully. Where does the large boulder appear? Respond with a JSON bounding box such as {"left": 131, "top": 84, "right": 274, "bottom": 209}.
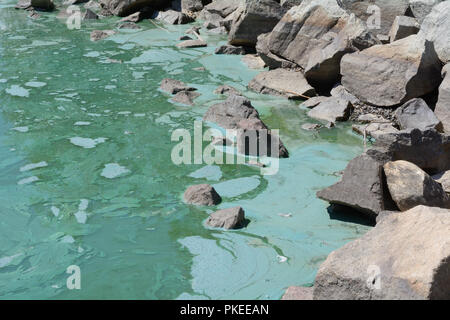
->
{"left": 340, "top": 0, "right": 409, "bottom": 35}
{"left": 341, "top": 35, "right": 442, "bottom": 107}
{"left": 408, "top": 0, "right": 443, "bottom": 24}
{"left": 184, "top": 184, "right": 222, "bottom": 206}
{"left": 99, "top": 0, "right": 169, "bottom": 16}
{"left": 203, "top": 95, "right": 289, "bottom": 158}
{"left": 266, "top": 1, "right": 379, "bottom": 88}
{"left": 383, "top": 160, "right": 450, "bottom": 211}
{"left": 435, "top": 64, "right": 450, "bottom": 133}
{"left": 203, "top": 0, "right": 241, "bottom": 18}
{"left": 395, "top": 98, "right": 442, "bottom": 131}
{"left": 153, "top": 9, "right": 195, "bottom": 24}
{"left": 181, "top": 0, "right": 211, "bottom": 12}
{"left": 317, "top": 153, "right": 396, "bottom": 219}
{"left": 205, "top": 206, "right": 246, "bottom": 229}
{"left": 418, "top": 0, "right": 450, "bottom": 63}
{"left": 255, "top": 33, "right": 297, "bottom": 70}
{"left": 228, "top": 0, "right": 286, "bottom": 47}
{"left": 248, "top": 69, "right": 316, "bottom": 99}
{"left": 314, "top": 205, "right": 450, "bottom": 300}
{"left": 307, "top": 97, "right": 353, "bottom": 123}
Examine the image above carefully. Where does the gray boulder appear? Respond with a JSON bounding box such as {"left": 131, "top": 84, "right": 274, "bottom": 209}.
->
{"left": 435, "top": 64, "right": 450, "bottom": 133}
{"left": 171, "top": 90, "right": 200, "bottom": 106}
{"left": 388, "top": 16, "right": 420, "bottom": 42}
{"left": 282, "top": 286, "right": 314, "bottom": 300}
{"left": 160, "top": 78, "right": 197, "bottom": 94}
{"left": 255, "top": 33, "right": 297, "bottom": 70}
{"left": 341, "top": 35, "right": 442, "bottom": 107}
{"left": 153, "top": 9, "right": 194, "bottom": 24}
{"left": 248, "top": 69, "right": 316, "bottom": 99}
{"left": 383, "top": 160, "right": 450, "bottom": 211}
{"left": 228, "top": 0, "right": 286, "bottom": 47}
{"left": 90, "top": 30, "right": 116, "bottom": 41}
{"left": 214, "top": 85, "right": 241, "bottom": 96}
{"left": 215, "top": 44, "right": 246, "bottom": 55}
{"left": 418, "top": 0, "right": 450, "bottom": 63}
{"left": 99, "top": 0, "right": 169, "bottom": 17}
{"left": 203, "top": 0, "right": 241, "bottom": 18}
{"left": 181, "top": 0, "right": 210, "bottom": 12}
{"left": 314, "top": 205, "right": 450, "bottom": 300}
{"left": 408, "top": 0, "right": 443, "bottom": 24}
{"left": 307, "top": 97, "right": 353, "bottom": 123}
{"left": 203, "top": 95, "right": 289, "bottom": 158}
{"left": 184, "top": 184, "right": 222, "bottom": 206}
{"left": 395, "top": 98, "right": 442, "bottom": 131}
{"left": 205, "top": 206, "right": 246, "bottom": 229}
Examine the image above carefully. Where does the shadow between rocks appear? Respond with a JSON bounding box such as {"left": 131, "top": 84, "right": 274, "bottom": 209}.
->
{"left": 327, "top": 204, "right": 376, "bottom": 227}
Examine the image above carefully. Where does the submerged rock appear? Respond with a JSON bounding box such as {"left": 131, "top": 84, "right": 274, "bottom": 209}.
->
{"left": 383, "top": 160, "right": 450, "bottom": 211}
{"left": 205, "top": 206, "right": 245, "bottom": 229}
{"left": 184, "top": 184, "right": 222, "bottom": 206}
{"left": 176, "top": 39, "right": 207, "bottom": 48}
{"left": 314, "top": 205, "right": 450, "bottom": 300}
{"left": 171, "top": 90, "right": 200, "bottom": 106}
{"left": 90, "top": 30, "right": 116, "bottom": 41}
{"left": 215, "top": 44, "right": 246, "bottom": 55}
{"left": 248, "top": 69, "right": 316, "bottom": 99}
{"left": 160, "top": 78, "right": 197, "bottom": 94}
{"left": 341, "top": 35, "right": 442, "bottom": 107}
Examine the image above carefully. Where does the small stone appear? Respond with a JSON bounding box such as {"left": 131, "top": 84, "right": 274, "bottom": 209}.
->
{"left": 205, "top": 206, "right": 245, "bottom": 229}
{"left": 184, "top": 184, "right": 222, "bottom": 206}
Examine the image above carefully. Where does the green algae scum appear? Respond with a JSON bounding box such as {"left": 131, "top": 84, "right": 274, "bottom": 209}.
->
{"left": 0, "top": 2, "right": 370, "bottom": 299}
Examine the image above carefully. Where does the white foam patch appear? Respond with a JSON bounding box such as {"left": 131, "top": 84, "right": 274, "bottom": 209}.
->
{"left": 6, "top": 85, "right": 29, "bottom": 97}
{"left": 25, "top": 81, "right": 46, "bottom": 88}
{"left": 20, "top": 161, "right": 48, "bottom": 172}
{"left": 74, "top": 121, "right": 91, "bottom": 126}
{"left": 69, "top": 137, "right": 107, "bottom": 149}
{"left": 12, "top": 126, "right": 29, "bottom": 133}
{"left": 84, "top": 51, "right": 100, "bottom": 58}
{"left": 51, "top": 206, "right": 60, "bottom": 217}
{"left": 60, "top": 235, "right": 75, "bottom": 243}
{"left": 101, "top": 163, "right": 130, "bottom": 179}
{"left": 18, "top": 176, "right": 39, "bottom": 185}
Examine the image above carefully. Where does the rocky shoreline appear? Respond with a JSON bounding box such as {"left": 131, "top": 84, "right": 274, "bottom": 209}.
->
{"left": 16, "top": 0, "right": 450, "bottom": 300}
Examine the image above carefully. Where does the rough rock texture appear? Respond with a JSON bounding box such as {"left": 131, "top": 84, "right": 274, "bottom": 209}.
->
{"left": 388, "top": 16, "right": 420, "bottom": 42}
{"left": 228, "top": 0, "right": 286, "bottom": 47}
{"left": 408, "top": 0, "right": 443, "bottom": 24}
{"left": 176, "top": 39, "right": 207, "bottom": 48}
{"left": 203, "top": 0, "right": 241, "bottom": 18}
{"left": 153, "top": 9, "right": 194, "bottom": 24}
{"left": 317, "top": 153, "right": 396, "bottom": 219}
{"left": 215, "top": 44, "right": 246, "bottom": 55}
{"left": 395, "top": 98, "right": 442, "bottom": 131}
{"left": 314, "top": 205, "right": 450, "bottom": 300}
{"left": 184, "top": 184, "right": 222, "bottom": 206}
{"left": 83, "top": 8, "right": 99, "bottom": 20}
{"left": 282, "top": 286, "right": 314, "bottom": 300}
{"left": 255, "top": 33, "right": 297, "bottom": 70}
{"left": 205, "top": 206, "right": 246, "bottom": 229}
{"left": 433, "top": 170, "right": 450, "bottom": 194}
{"left": 341, "top": 35, "right": 442, "bottom": 107}
{"left": 330, "top": 84, "right": 359, "bottom": 105}
{"left": 171, "top": 90, "right": 200, "bottom": 106}
{"left": 160, "top": 78, "right": 197, "bottom": 94}
{"left": 241, "top": 54, "right": 266, "bottom": 69}
{"left": 99, "top": 0, "right": 169, "bottom": 16}
{"left": 203, "top": 95, "right": 289, "bottom": 158}
{"left": 435, "top": 64, "right": 450, "bottom": 133}
{"left": 214, "top": 85, "right": 241, "bottom": 96}
{"left": 352, "top": 122, "right": 399, "bottom": 140}
{"left": 90, "top": 30, "right": 116, "bottom": 41}
{"left": 181, "top": 0, "right": 210, "bottom": 12}
{"left": 248, "top": 69, "right": 316, "bottom": 99}
{"left": 383, "top": 160, "right": 450, "bottom": 211}
{"left": 418, "top": 1, "right": 450, "bottom": 63}
{"left": 307, "top": 97, "right": 353, "bottom": 123}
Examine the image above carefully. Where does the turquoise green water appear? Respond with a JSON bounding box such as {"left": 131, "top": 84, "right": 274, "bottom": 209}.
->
{"left": 0, "top": 3, "right": 370, "bottom": 299}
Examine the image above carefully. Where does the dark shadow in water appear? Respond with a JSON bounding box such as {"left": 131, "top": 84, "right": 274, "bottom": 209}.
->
{"left": 327, "top": 204, "right": 376, "bottom": 227}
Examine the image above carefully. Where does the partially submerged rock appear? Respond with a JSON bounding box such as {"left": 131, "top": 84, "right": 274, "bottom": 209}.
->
{"left": 383, "top": 160, "right": 450, "bottom": 211}
{"left": 395, "top": 98, "right": 442, "bottom": 131}
{"left": 314, "top": 205, "right": 450, "bottom": 300}
{"left": 215, "top": 44, "right": 246, "bottom": 55}
{"left": 153, "top": 9, "right": 194, "bottom": 24}
{"left": 241, "top": 54, "right": 266, "bottom": 69}
{"left": 90, "top": 30, "right": 116, "bottom": 41}
{"left": 205, "top": 206, "right": 245, "bottom": 229}
{"left": 176, "top": 39, "right": 207, "bottom": 48}
{"left": 184, "top": 184, "right": 222, "bottom": 206}
{"left": 160, "top": 78, "right": 197, "bottom": 94}
{"left": 214, "top": 85, "right": 241, "bottom": 96}
{"left": 341, "top": 35, "right": 442, "bottom": 107}
{"left": 307, "top": 97, "right": 353, "bottom": 123}
{"left": 248, "top": 69, "right": 316, "bottom": 99}
{"left": 171, "top": 90, "right": 200, "bottom": 106}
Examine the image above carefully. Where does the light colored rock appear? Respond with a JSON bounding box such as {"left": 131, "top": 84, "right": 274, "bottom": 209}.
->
{"left": 352, "top": 122, "right": 399, "bottom": 140}
{"left": 214, "top": 85, "right": 241, "bottom": 96}
{"left": 99, "top": 0, "right": 169, "bottom": 17}
{"left": 241, "top": 54, "right": 266, "bottom": 69}
{"left": 171, "top": 90, "right": 200, "bottom": 106}
{"left": 433, "top": 170, "right": 450, "bottom": 194}
{"left": 203, "top": 0, "right": 241, "bottom": 18}
{"left": 154, "top": 9, "right": 194, "bottom": 24}
{"left": 160, "top": 78, "right": 197, "bottom": 94}
{"left": 302, "top": 96, "right": 328, "bottom": 109}
{"left": 184, "top": 184, "right": 222, "bottom": 206}
{"left": 388, "top": 16, "right": 420, "bottom": 42}
{"left": 435, "top": 64, "right": 450, "bottom": 133}
{"left": 282, "top": 286, "right": 314, "bottom": 300}
{"left": 418, "top": 1, "right": 450, "bottom": 63}
{"left": 395, "top": 98, "right": 442, "bottom": 131}
{"left": 314, "top": 205, "right": 450, "bottom": 300}
{"left": 248, "top": 69, "right": 316, "bottom": 99}
{"left": 330, "top": 84, "right": 360, "bottom": 105}
{"left": 384, "top": 160, "right": 450, "bottom": 211}
{"left": 205, "top": 206, "right": 245, "bottom": 229}
{"left": 408, "top": 0, "right": 443, "bottom": 24}
{"left": 307, "top": 97, "right": 353, "bottom": 123}
{"left": 215, "top": 44, "right": 246, "bottom": 55}
{"left": 341, "top": 35, "right": 442, "bottom": 107}
{"left": 176, "top": 39, "right": 207, "bottom": 48}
